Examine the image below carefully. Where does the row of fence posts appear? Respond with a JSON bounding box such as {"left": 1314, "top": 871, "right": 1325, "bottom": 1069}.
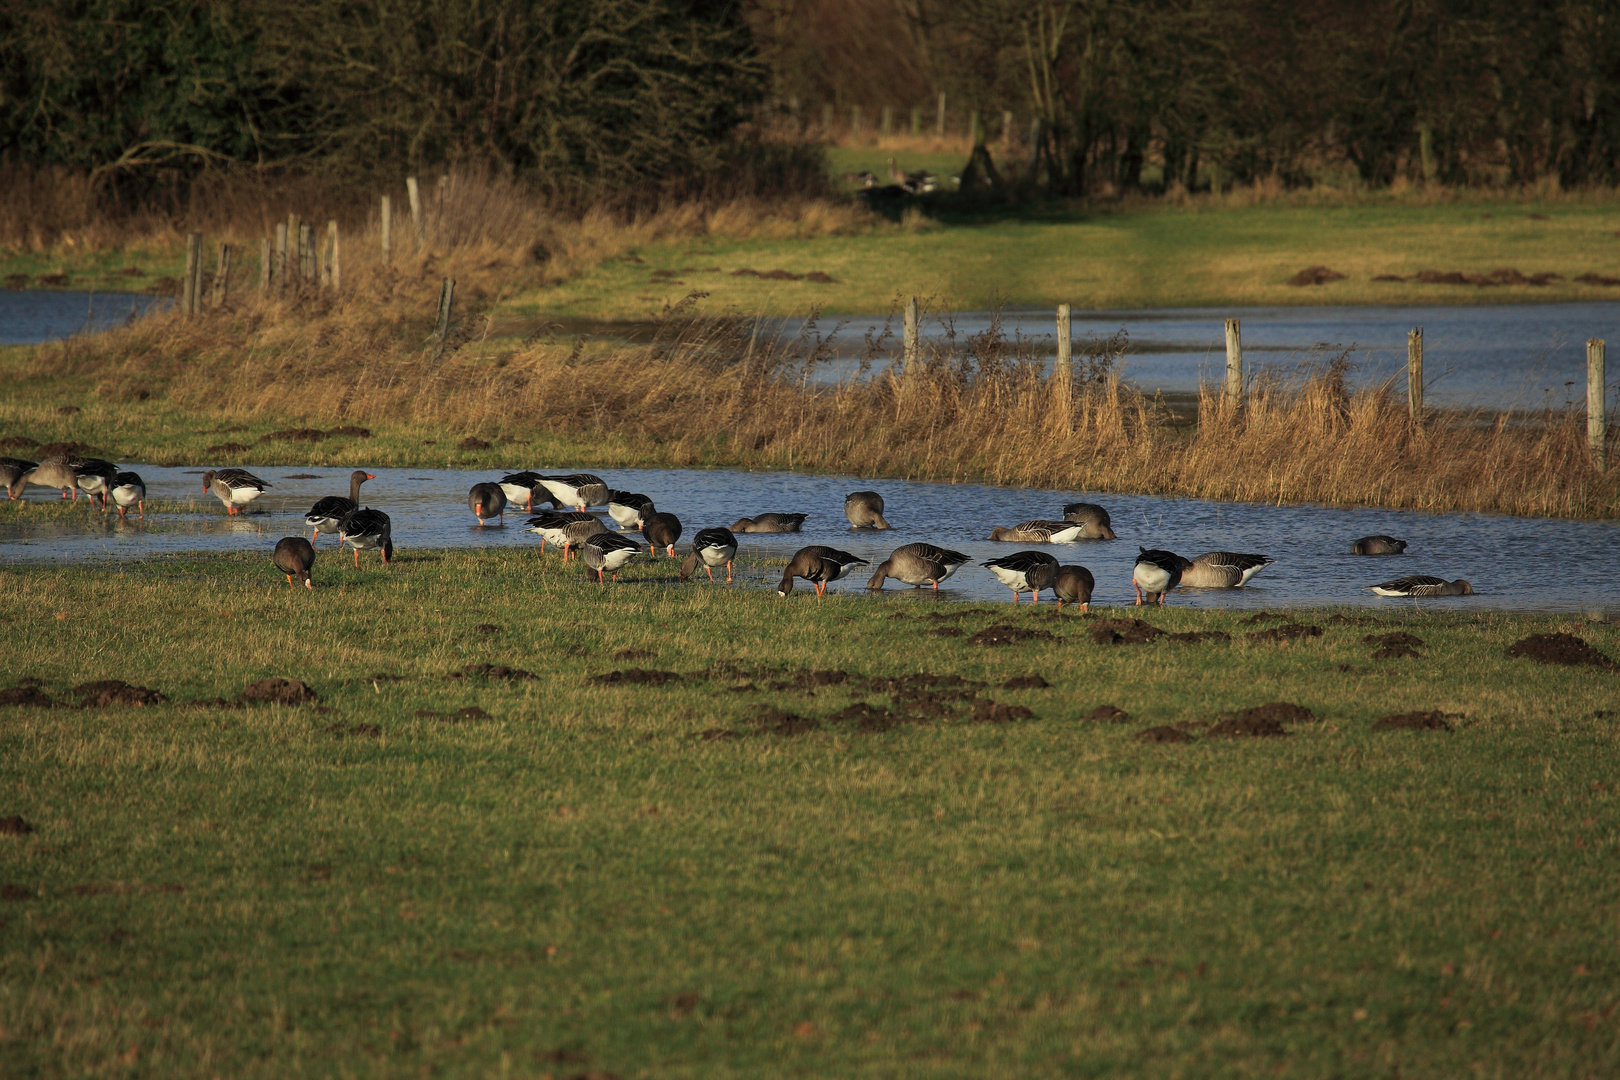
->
{"left": 897, "top": 300, "right": 1610, "bottom": 470}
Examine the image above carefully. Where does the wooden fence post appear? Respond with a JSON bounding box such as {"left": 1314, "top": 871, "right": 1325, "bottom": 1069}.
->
{"left": 259, "top": 236, "right": 271, "bottom": 293}
{"left": 1001, "top": 110, "right": 1014, "bottom": 151}
{"left": 288, "top": 213, "right": 300, "bottom": 286}
{"left": 380, "top": 195, "right": 392, "bottom": 268}
{"left": 1224, "top": 318, "right": 1243, "bottom": 410}
{"left": 936, "top": 91, "right": 946, "bottom": 137}
{"left": 1590, "top": 338, "right": 1607, "bottom": 470}
{"left": 211, "top": 243, "right": 232, "bottom": 307}
{"left": 181, "top": 232, "right": 202, "bottom": 315}
{"left": 436, "top": 175, "right": 448, "bottom": 229}
{"left": 432, "top": 277, "right": 456, "bottom": 360}
{"left": 969, "top": 110, "right": 980, "bottom": 143}
{"left": 1407, "top": 327, "right": 1424, "bottom": 428}
{"left": 406, "top": 176, "right": 423, "bottom": 243}
{"left": 910, "top": 107, "right": 922, "bottom": 136}
{"left": 298, "top": 223, "right": 314, "bottom": 282}
{"left": 274, "top": 223, "right": 288, "bottom": 292}
{"left": 1056, "top": 304, "right": 1072, "bottom": 380}
{"left": 903, "top": 296, "right": 919, "bottom": 373}
{"left": 327, "top": 220, "right": 340, "bottom": 290}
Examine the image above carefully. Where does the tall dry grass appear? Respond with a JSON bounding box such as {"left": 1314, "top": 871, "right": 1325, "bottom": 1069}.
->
{"left": 30, "top": 248, "right": 1617, "bottom": 518}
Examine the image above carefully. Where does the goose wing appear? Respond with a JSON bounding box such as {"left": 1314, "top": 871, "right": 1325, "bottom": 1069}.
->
{"left": 693, "top": 527, "right": 737, "bottom": 551}
{"left": 217, "top": 468, "right": 268, "bottom": 491}
{"left": 982, "top": 550, "right": 1059, "bottom": 572}
{"left": 586, "top": 532, "right": 641, "bottom": 555}
{"left": 1371, "top": 574, "right": 1446, "bottom": 595}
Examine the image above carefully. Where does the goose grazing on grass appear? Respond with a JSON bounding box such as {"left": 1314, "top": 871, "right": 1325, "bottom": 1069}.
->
{"left": 607, "top": 491, "right": 655, "bottom": 530}
{"left": 338, "top": 507, "right": 392, "bottom": 568}
{"left": 73, "top": 458, "right": 119, "bottom": 509}
{"left": 202, "top": 468, "right": 269, "bottom": 515}
{"left": 0, "top": 457, "right": 36, "bottom": 499}
{"left": 468, "top": 482, "right": 507, "bottom": 526}
{"left": 1062, "top": 502, "right": 1118, "bottom": 539}
{"left": 272, "top": 536, "right": 316, "bottom": 589}
{"left": 731, "top": 513, "right": 807, "bottom": 533}
{"left": 1177, "top": 551, "right": 1273, "bottom": 588}
{"left": 1133, "top": 547, "right": 1185, "bottom": 606}
{"left": 679, "top": 528, "right": 738, "bottom": 583}
{"left": 1052, "top": 565, "right": 1095, "bottom": 612}
{"left": 980, "top": 551, "right": 1059, "bottom": 604}
{"left": 1369, "top": 575, "right": 1473, "bottom": 597}
{"left": 539, "top": 473, "right": 610, "bottom": 511}
{"left": 559, "top": 518, "right": 607, "bottom": 561}
{"left": 497, "top": 472, "right": 556, "bottom": 512}
{"left": 777, "top": 546, "right": 869, "bottom": 597}
{"left": 581, "top": 532, "right": 641, "bottom": 584}
{"left": 110, "top": 472, "right": 146, "bottom": 519}
{"left": 641, "top": 512, "right": 682, "bottom": 557}
{"left": 988, "top": 520, "right": 1085, "bottom": 543}
{"left": 304, "top": 470, "right": 373, "bottom": 543}
{"left": 867, "top": 543, "right": 969, "bottom": 590}
{"left": 1352, "top": 535, "right": 1408, "bottom": 555}
{"left": 525, "top": 511, "right": 598, "bottom": 554}
{"left": 844, "top": 491, "right": 891, "bottom": 529}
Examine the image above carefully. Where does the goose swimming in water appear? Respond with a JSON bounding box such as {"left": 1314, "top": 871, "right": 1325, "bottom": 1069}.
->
{"left": 539, "top": 473, "right": 610, "bottom": 511}
{"left": 988, "top": 520, "right": 1086, "bottom": 543}
{"left": 980, "top": 551, "right": 1059, "bottom": 603}
{"left": 304, "top": 471, "right": 373, "bottom": 543}
{"left": 580, "top": 532, "right": 642, "bottom": 584}
{"left": 866, "top": 543, "right": 969, "bottom": 590}
{"left": 679, "top": 528, "right": 738, "bottom": 583}
{"left": 1177, "top": 551, "right": 1273, "bottom": 588}
{"left": 731, "top": 513, "right": 807, "bottom": 533}
{"left": 1352, "top": 535, "right": 1408, "bottom": 555}
{"left": 272, "top": 537, "right": 316, "bottom": 589}
{"left": 777, "top": 547, "right": 868, "bottom": 597}
{"left": 1369, "top": 575, "right": 1473, "bottom": 597}
{"left": 844, "top": 491, "right": 891, "bottom": 529}
{"left": 338, "top": 507, "right": 392, "bottom": 567}
{"left": 468, "top": 482, "right": 507, "bottom": 526}
{"left": 110, "top": 472, "right": 146, "bottom": 519}
{"left": 1133, "top": 547, "right": 1185, "bottom": 605}
{"left": 203, "top": 469, "right": 269, "bottom": 515}
{"left": 1061, "top": 502, "right": 1118, "bottom": 539}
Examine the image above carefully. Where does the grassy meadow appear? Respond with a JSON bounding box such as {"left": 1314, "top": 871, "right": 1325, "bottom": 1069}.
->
{"left": 0, "top": 548, "right": 1616, "bottom": 1077}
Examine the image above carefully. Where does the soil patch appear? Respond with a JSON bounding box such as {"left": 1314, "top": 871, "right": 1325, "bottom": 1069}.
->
{"left": 1246, "top": 624, "right": 1323, "bottom": 644}
{"left": 749, "top": 706, "right": 819, "bottom": 736}
{"left": 1167, "top": 630, "right": 1230, "bottom": 644}
{"left": 828, "top": 702, "right": 903, "bottom": 733}
{"left": 1, "top": 884, "right": 33, "bottom": 901}
{"left": 929, "top": 627, "right": 964, "bottom": 638}
{"left": 1136, "top": 725, "right": 1193, "bottom": 744}
{"left": 894, "top": 688, "right": 980, "bottom": 719}
{"left": 0, "top": 686, "right": 53, "bottom": 707}
{"left": 35, "top": 441, "right": 96, "bottom": 457}
{"left": 1225, "top": 702, "right": 1318, "bottom": 724}
{"left": 474, "top": 624, "right": 502, "bottom": 635}
{"left": 327, "top": 426, "right": 372, "bottom": 438}
{"left": 1091, "top": 619, "right": 1163, "bottom": 645}
{"left": 457, "top": 436, "right": 491, "bottom": 451}
{"left": 74, "top": 680, "right": 163, "bottom": 707}
{"left": 613, "top": 648, "right": 656, "bottom": 661}
{"left": 1506, "top": 633, "right": 1615, "bottom": 668}
{"left": 206, "top": 442, "right": 249, "bottom": 454}
{"left": 453, "top": 664, "right": 534, "bottom": 680}
{"left": 592, "top": 669, "right": 682, "bottom": 686}
{"left": 1002, "top": 674, "right": 1050, "bottom": 690}
{"left": 1374, "top": 710, "right": 1454, "bottom": 731}
{"left": 790, "top": 669, "right": 850, "bottom": 688}
{"left": 1287, "top": 266, "right": 1346, "bottom": 286}
{"left": 971, "top": 700, "right": 1035, "bottom": 724}
{"left": 329, "top": 723, "right": 382, "bottom": 738}
{"left": 0, "top": 436, "right": 37, "bottom": 450}
{"left": 1365, "top": 631, "right": 1425, "bottom": 648}
{"left": 1207, "top": 715, "right": 1290, "bottom": 738}
{"left": 369, "top": 673, "right": 406, "bottom": 682}
{"left": 260, "top": 428, "right": 327, "bottom": 443}
{"left": 1373, "top": 645, "right": 1423, "bottom": 660}
{"left": 1240, "top": 611, "right": 1289, "bottom": 624}
{"left": 1083, "top": 704, "right": 1131, "bottom": 723}
{"left": 240, "top": 677, "right": 319, "bottom": 704}
{"left": 971, "top": 623, "right": 1055, "bottom": 646}
{"left": 0, "top": 816, "right": 34, "bottom": 836}
{"left": 696, "top": 728, "right": 740, "bottom": 741}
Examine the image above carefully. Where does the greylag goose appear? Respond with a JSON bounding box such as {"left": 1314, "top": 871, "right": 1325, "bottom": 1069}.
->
{"left": 777, "top": 546, "right": 869, "bottom": 596}
{"left": 468, "top": 482, "right": 507, "bottom": 526}
{"left": 525, "top": 511, "right": 599, "bottom": 554}
{"left": 1052, "top": 565, "right": 1095, "bottom": 612}
{"left": 731, "top": 513, "right": 807, "bottom": 533}
{"left": 581, "top": 532, "right": 642, "bottom": 584}
{"left": 338, "top": 507, "right": 392, "bottom": 567}
{"left": 110, "top": 472, "right": 146, "bottom": 519}
{"left": 560, "top": 518, "right": 607, "bottom": 561}
{"left": 641, "top": 512, "right": 682, "bottom": 558}
{"left": 1369, "top": 575, "right": 1473, "bottom": 597}
{"left": 867, "top": 543, "right": 969, "bottom": 590}
{"left": 304, "top": 471, "right": 373, "bottom": 543}
{"left": 272, "top": 536, "right": 315, "bottom": 588}
{"left": 1177, "top": 551, "right": 1273, "bottom": 588}
{"left": 1061, "top": 502, "right": 1117, "bottom": 539}
{"left": 679, "top": 527, "right": 738, "bottom": 582}
{"left": 498, "top": 472, "right": 556, "bottom": 512}
{"left": 539, "top": 473, "right": 610, "bottom": 511}
{"left": 988, "top": 520, "right": 1085, "bottom": 543}
{"left": 1133, "top": 547, "right": 1184, "bottom": 605}
{"left": 0, "top": 457, "right": 36, "bottom": 499}
{"left": 1352, "top": 535, "right": 1408, "bottom": 555}
{"left": 844, "top": 491, "right": 891, "bottom": 529}
{"left": 73, "top": 458, "right": 119, "bottom": 509}
{"left": 607, "top": 491, "right": 655, "bottom": 530}
{"left": 11, "top": 456, "right": 78, "bottom": 500}
{"left": 980, "top": 551, "right": 1059, "bottom": 603}
{"left": 203, "top": 468, "right": 269, "bottom": 515}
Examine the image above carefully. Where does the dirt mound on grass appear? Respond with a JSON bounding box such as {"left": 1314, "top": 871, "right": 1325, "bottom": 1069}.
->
{"left": 1, "top": 883, "right": 34, "bottom": 900}
{"left": 1373, "top": 645, "right": 1423, "bottom": 659}
{"left": 0, "top": 686, "right": 53, "bottom": 707}
{"left": 1207, "top": 715, "right": 1290, "bottom": 738}
{"left": 591, "top": 669, "right": 682, "bottom": 686}
{"left": 1084, "top": 704, "right": 1131, "bottom": 723}
{"left": 0, "top": 816, "right": 34, "bottom": 836}
{"left": 328, "top": 723, "right": 381, "bottom": 738}
{"left": 1287, "top": 266, "right": 1346, "bottom": 286}
{"left": 452, "top": 664, "right": 533, "bottom": 681}
{"left": 696, "top": 727, "right": 740, "bottom": 741}
{"left": 779, "top": 669, "right": 850, "bottom": 688}
{"left": 1506, "top": 633, "right": 1615, "bottom": 668}
{"left": 1240, "top": 611, "right": 1289, "bottom": 624}
{"left": 239, "top": 678, "right": 319, "bottom": 704}
{"left": 326, "top": 426, "right": 372, "bottom": 438}
{"left": 35, "top": 441, "right": 97, "bottom": 457}
{"left": 1365, "top": 631, "right": 1425, "bottom": 648}
{"left": 1225, "top": 702, "right": 1318, "bottom": 724}
{"left": 1167, "top": 630, "right": 1230, "bottom": 643}
{"left": 971, "top": 700, "right": 1034, "bottom": 724}
{"left": 828, "top": 702, "right": 902, "bottom": 732}
{"left": 749, "top": 706, "right": 819, "bottom": 736}
{"left": 1246, "top": 623, "right": 1322, "bottom": 644}
{"left": 1091, "top": 619, "right": 1163, "bottom": 645}
{"left": 1374, "top": 711, "right": 1455, "bottom": 731}
{"left": 457, "top": 436, "right": 491, "bottom": 451}
{"left": 971, "top": 624, "right": 1055, "bottom": 646}
{"left": 613, "top": 649, "right": 656, "bottom": 661}
{"left": 74, "top": 681, "right": 163, "bottom": 707}
{"left": 0, "top": 436, "right": 37, "bottom": 450}
{"left": 1002, "top": 674, "right": 1050, "bottom": 690}
{"left": 1136, "top": 725, "right": 1193, "bottom": 743}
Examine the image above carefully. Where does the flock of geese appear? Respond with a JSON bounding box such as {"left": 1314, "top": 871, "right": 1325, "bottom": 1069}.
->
{"left": 3, "top": 456, "right": 1475, "bottom": 602}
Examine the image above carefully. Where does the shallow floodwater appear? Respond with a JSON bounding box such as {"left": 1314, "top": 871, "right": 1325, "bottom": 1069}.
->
{"left": 0, "top": 289, "right": 169, "bottom": 345}
{"left": 2, "top": 464, "right": 1615, "bottom": 613}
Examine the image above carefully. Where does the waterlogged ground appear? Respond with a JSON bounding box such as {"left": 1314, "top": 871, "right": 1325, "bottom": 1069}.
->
{"left": 3, "top": 464, "right": 1617, "bottom": 613}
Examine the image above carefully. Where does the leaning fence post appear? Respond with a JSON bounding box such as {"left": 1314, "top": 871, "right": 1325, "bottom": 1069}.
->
{"left": 380, "top": 195, "right": 392, "bottom": 268}
{"left": 259, "top": 236, "right": 271, "bottom": 293}
{"left": 211, "top": 243, "right": 232, "bottom": 307}
{"left": 327, "top": 220, "right": 340, "bottom": 290}
{"left": 903, "top": 296, "right": 919, "bottom": 374}
{"left": 1408, "top": 327, "right": 1424, "bottom": 429}
{"left": 181, "top": 232, "right": 202, "bottom": 315}
{"left": 432, "top": 277, "right": 457, "bottom": 360}
{"left": 1224, "top": 318, "right": 1243, "bottom": 410}
{"left": 936, "top": 91, "right": 946, "bottom": 137}
{"left": 1590, "top": 338, "right": 1607, "bottom": 470}
{"left": 406, "top": 176, "right": 423, "bottom": 243}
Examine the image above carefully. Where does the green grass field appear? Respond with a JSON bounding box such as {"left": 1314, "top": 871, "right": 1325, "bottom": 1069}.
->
{"left": 2, "top": 548, "right": 1616, "bottom": 1077}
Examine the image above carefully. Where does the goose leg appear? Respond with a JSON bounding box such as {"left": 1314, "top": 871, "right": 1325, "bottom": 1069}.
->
{"left": 138, "top": 501, "right": 143, "bottom": 518}
{"left": 1081, "top": 602, "right": 1089, "bottom": 613}
{"left": 706, "top": 566, "right": 715, "bottom": 582}
{"left": 353, "top": 548, "right": 360, "bottom": 568}
{"left": 1134, "top": 582, "right": 1144, "bottom": 606}
{"left": 726, "top": 561, "right": 733, "bottom": 583}
{"left": 286, "top": 573, "right": 293, "bottom": 586}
